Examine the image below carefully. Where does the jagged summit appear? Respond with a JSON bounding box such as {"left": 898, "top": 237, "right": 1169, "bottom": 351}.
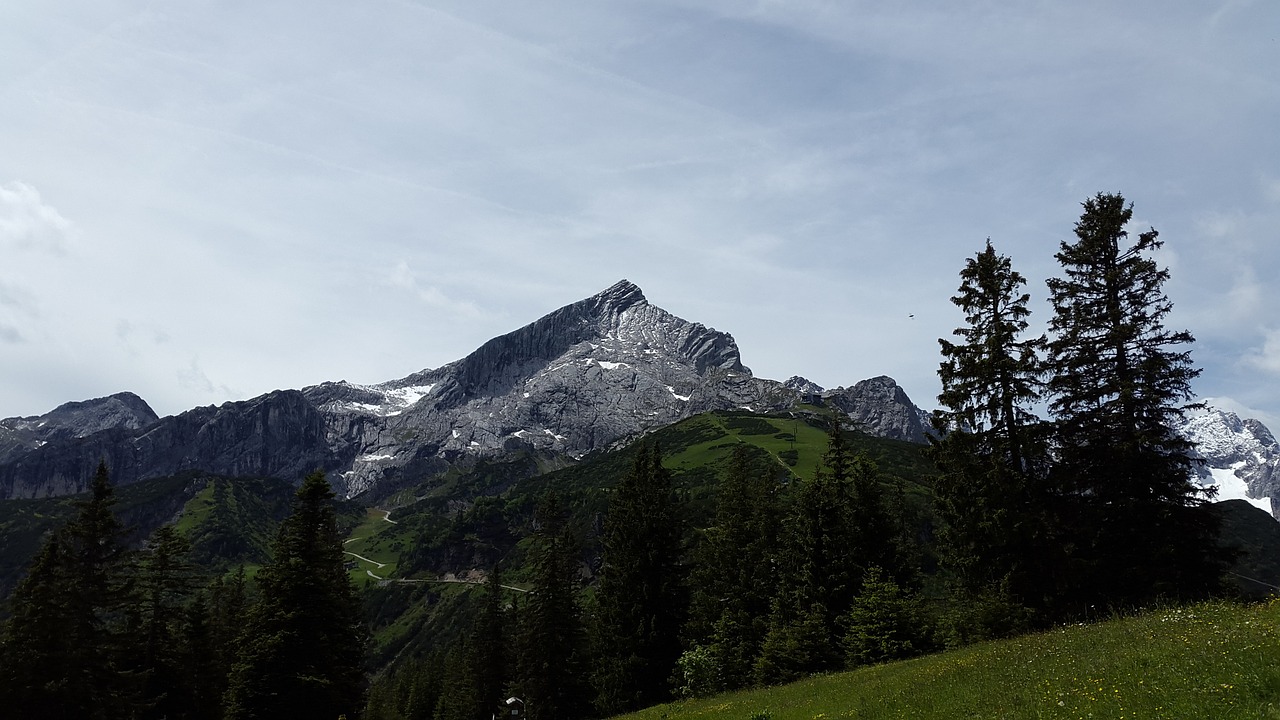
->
{"left": 422, "top": 280, "right": 745, "bottom": 411}
{"left": 594, "top": 278, "right": 646, "bottom": 309}
{"left": 1179, "top": 407, "right": 1280, "bottom": 519}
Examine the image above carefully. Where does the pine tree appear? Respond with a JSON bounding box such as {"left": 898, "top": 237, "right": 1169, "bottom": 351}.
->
{"left": 685, "top": 444, "right": 780, "bottom": 692}
{"left": 592, "top": 443, "right": 686, "bottom": 714}
{"left": 223, "top": 470, "right": 367, "bottom": 719}
{"left": 202, "top": 564, "right": 249, "bottom": 713}
{"left": 847, "top": 447, "right": 901, "bottom": 587}
{"left": 437, "top": 569, "right": 509, "bottom": 720}
{"left": 930, "top": 240, "right": 1050, "bottom": 612}
{"left": 841, "top": 567, "right": 923, "bottom": 667}
{"left": 936, "top": 239, "right": 1044, "bottom": 470}
{"left": 181, "top": 590, "right": 225, "bottom": 720}
{"left": 1044, "top": 192, "right": 1223, "bottom": 609}
{"left": 0, "top": 461, "right": 136, "bottom": 720}
{"left": 434, "top": 639, "right": 477, "bottom": 720}
{"left": 404, "top": 652, "right": 446, "bottom": 720}
{"left": 469, "top": 568, "right": 509, "bottom": 720}
{"left": 515, "top": 491, "right": 589, "bottom": 720}
{"left": 132, "top": 524, "right": 201, "bottom": 719}
{"left": 756, "top": 422, "right": 863, "bottom": 682}
{"left": 364, "top": 651, "right": 444, "bottom": 720}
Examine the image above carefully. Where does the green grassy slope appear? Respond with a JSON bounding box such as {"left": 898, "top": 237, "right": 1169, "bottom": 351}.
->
{"left": 174, "top": 475, "right": 299, "bottom": 570}
{"left": 623, "top": 600, "right": 1280, "bottom": 720}
{"left": 487, "top": 410, "right": 933, "bottom": 536}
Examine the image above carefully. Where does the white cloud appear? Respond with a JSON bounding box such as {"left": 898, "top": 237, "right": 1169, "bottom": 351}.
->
{"left": 1225, "top": 269, "right": 1262, "bottom": 318}
{"left": 0, "top": 274, "right": 40, "bottom": 346}
{"left": 1244, "top": 328, "right": 1280, "bottom": 375}
{"left": 389, "top": 261, "right": 488, "bottom": 320}
{"left": 0, "top": 181, "right": 72, "bottom": 252}
{"left": 1196, "top": 210, "right": 1246, "bottom": 241}
{"left": 0, "top": 280, "right": 35, "bottom": 310}
{"left": 177, "top": 356, "right": 236, "bottom": 400}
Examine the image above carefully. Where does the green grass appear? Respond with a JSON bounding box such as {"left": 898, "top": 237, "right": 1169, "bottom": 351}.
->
{"left": 665, "top": 414, "right": 830, "bottom": 483}
{"left": 343, "top": 507, "right": 410, "bottom": 582}
{"left": 624, "top": 600, "right": 1280, "bottom": 720}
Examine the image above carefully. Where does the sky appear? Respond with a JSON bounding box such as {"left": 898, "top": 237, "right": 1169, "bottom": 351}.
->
{"left": 2, "top": 0, "right": 1279, "bottom": 426}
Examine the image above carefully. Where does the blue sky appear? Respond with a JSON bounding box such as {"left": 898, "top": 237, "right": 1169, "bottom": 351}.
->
{"left": 2, "top": 0, "right": 1278, "bottom": 425}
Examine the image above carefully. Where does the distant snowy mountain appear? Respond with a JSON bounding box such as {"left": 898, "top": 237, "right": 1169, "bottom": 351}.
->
{"left": 1178, "top": 408, "right": 1280, "bottom": 519}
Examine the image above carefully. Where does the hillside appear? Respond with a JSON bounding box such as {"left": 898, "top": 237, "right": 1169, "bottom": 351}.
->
{"left": 622, "top": 600, "right": 1280, "bottom": 720}
{"left": 0, "top": 472, "right": 201, "bottom": 601}
{"left": 350, "top": 409, "right": 938, "bottom": 664}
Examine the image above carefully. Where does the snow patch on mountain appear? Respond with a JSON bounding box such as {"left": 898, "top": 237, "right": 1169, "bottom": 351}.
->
{"left": 313, "top": 380, "right": 437, "bottom": 417}
{"left": 1179, "top": 408, "right": 1280, "bottom": 520}
{"left": 1207, "top": 466, "right": 1272, "bottom": 513}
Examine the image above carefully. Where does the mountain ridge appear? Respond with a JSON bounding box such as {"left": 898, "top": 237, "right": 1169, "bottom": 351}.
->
{"left": 0, "top": 281, "right": 926, "bottom": 499}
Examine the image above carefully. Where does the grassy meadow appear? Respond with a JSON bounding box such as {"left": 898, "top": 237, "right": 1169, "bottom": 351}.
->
{"left": 624, "top": 600, "right": 1280, "bottom": 720}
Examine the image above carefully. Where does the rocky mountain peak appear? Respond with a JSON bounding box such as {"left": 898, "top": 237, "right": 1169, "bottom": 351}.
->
{"left": 821, "top": 376, "right": 930, "bottom": 443}
{"left": 1178, "top": 408, "right": 1280, "bottom": 519}
{"left": 0, "top": 283, "right": 931, "bottom": 499}
{"left": 426, "top": 280, "right": 744, "bottom": 411}
{"left": 47, "top": 391, "right": 158, "bottom": 429}
{"left": 0, "top": 392, "right": 160, "bottom": 467}
{"left": 783, "top": 376, "right": 825, "bottom": 394}
{"left": 592, "top": 278, "right": 647, "bottom": 313}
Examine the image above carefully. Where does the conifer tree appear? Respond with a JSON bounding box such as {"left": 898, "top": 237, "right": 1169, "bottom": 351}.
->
{"left": 931, "top": 240, "right": 1049, "bottom": 611}
{"left": 841, "top": 567, "right": 922, "bottom": 667}
{"left": 438, "top": 568, "right": 509, "bottom": 720}
{"left": 592, "top": 443, "right": 686, "bottom": 714}
{"left": 202, "top": 564, "right": 249, "bottom": 711}
{"left": 435, "top": 639, "right": 477, "bottom": 720}
{"left": 515, "top": 491, "right": 589, "bottom": 720}
{"left": 181, "top": 590, "right": 225, "bottom": 720}
{"left": 132, "top": 524, "right": 201, "bottom": 720}
{"left": 686, "top": 444, "right": 779, "bottom": 692}
{"left": 848, "top": 447, "right": 901, "bottom": 586}
{"left": 0, "top": 461, "right": 135, "bottom": 720}
{"left": 936, "top": 240, "right": 1044, "bottom": 469}
{"left": 756, "top": 423, "right": 866, "bottom": 682}
{"left": 1044, "top": 192, "right": 1223, "bottom": 609}
{"left": 223, "top": 470, "right": 367, "bottom": 719}
{"left": 364, "top": 651, "right": 444, "bottom": 720}
{"left": 470, "top": 568, "right": 509, "bottom": 720}
{"left": 404, "top": 651, "right": 446, "bottom": 720}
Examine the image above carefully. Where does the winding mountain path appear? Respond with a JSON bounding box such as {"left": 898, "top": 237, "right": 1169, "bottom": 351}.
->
{"left": 379, "top": 577, "right": 530, "bottom": 593}
{"left": 343, "top": 551, "right": 386, "bottom": 569}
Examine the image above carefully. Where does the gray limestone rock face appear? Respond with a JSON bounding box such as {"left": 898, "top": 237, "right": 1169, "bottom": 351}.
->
{"left": 1178, "top": 409, "right": 1280, "bottom": 519}
{"left": 821, "top": 376, "right": 930, "bottom": 443}
{"left": 0, "top": 280, "right": 931, "bottom": 499}
{"left": 313, "top": 279, "right": 786, "bottom": 495}
{"left": 0, "top": 390, "right": 333, "bottom": 499}
{"left": 0, "top": 392, "right": 159, "bottom": 465}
